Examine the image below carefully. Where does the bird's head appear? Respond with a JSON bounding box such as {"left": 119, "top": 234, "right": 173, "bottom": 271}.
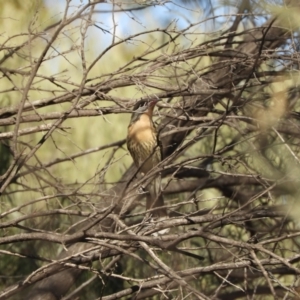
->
{"left": 130, "top": 99, "right": 160, "bottom": 123}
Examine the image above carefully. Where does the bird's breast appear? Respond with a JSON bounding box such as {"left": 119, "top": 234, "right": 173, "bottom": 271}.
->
{"left": 127, "top": 114, "right": 156, "bottom": 143}
{"left": 127, "top": 115, "right": 160, "bottom": 173}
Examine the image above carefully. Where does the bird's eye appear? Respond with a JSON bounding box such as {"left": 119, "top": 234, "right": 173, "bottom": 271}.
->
{"left": 136, "top": 101, "right": 148, "bottom": 111}
{"left": 139, "top": 102, "right": 147, "bottom": 109}
{"left": 132, "top": 100, "right": 149, "bottom": 112}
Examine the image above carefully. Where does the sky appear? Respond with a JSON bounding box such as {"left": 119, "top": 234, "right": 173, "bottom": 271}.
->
{"left": 43, "top": 0, "right": 224, "bottom": 50}
{"left": 43, "top": 0, "right": 277, "bottom": 51}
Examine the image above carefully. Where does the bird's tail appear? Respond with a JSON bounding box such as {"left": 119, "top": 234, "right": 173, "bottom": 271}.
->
{"left": 146, "top": 174, "right": 167, "bottom": 218}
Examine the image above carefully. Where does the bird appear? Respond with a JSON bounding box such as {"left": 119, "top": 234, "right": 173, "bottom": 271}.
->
{"left": 127, "top": 99, "right": 167, "bottom": 219}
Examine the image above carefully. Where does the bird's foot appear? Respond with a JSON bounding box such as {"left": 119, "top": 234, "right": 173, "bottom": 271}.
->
{"left": 151, "top": 217, "right": 170, "bottom": 236}
{"left": 138, "top": 215, "right": 169, "bottom": 236}
{"left": 151, "top": 216, "right": 170, "bottom": 236}
{"left": 137, "top": 185, "right": 147, "bottom": 194}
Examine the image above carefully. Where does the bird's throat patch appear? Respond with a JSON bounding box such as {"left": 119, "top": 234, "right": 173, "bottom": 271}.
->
{"left": 128, "top": 114, "right": 155, "bottom": 143}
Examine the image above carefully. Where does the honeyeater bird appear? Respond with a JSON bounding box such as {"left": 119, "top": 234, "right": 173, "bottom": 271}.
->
{"left": 127, "top": 99, "right": 167, "bottom": 218}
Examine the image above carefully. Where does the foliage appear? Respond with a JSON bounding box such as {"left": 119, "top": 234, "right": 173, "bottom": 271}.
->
{"left": 1, "top": 0, "right": 300, "bottom": 299}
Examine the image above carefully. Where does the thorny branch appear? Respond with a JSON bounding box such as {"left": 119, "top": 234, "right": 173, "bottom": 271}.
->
{"left": 1, "top": 0, "right": 300, "bottom": 299}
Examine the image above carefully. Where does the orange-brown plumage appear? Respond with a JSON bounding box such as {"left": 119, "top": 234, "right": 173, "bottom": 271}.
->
{"left": 127, "top": 99, "right": 166, "bottom": 218}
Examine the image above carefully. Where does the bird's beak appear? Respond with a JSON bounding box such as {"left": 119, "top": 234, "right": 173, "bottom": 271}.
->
{"left": 147, "top": 99, "right": 160, "bottom": 116}
{"left": 149, "top": 99, "right": 161, "bottom": 108}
